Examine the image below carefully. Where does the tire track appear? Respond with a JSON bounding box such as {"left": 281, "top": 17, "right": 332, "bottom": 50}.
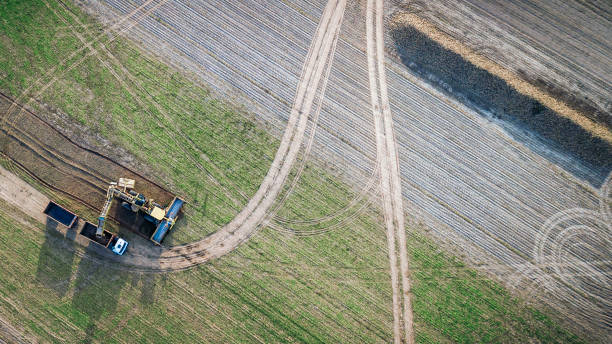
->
{"left": 0, "top": 0, "right": 169, "bottom": 201}
{"left": 366, "top": 0, "right": 414, "bottom": 343}
{"left": 1, "top": 0, "right": 163, "bottom": 132}
{"left": 266, "top": 189, "right": 377, "bottom": 236}
{"left": 10, "top": 0, "right": 347, "bottom": 271}
{"left": 264, "top": 2, "right": 344, "bottom": 227}
{"left": 272, "top": 165, "right": 378, "bottom": 226}
{"left": 4, "top": 5, "right": 393, "bottom": 340}
{"left": 262, "top": 0, "right": 381, "bottom": 238}
{"left": 47, "top": 0, "right": 246, "bottom": 211}
{"left": 129, "top": 0, "right": 349, "bottom": 271}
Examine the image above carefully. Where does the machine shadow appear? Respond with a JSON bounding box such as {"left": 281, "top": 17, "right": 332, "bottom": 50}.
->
{"left": 391, "top": 26, "right": 612, "bottom": 187}
{"left": 68, "top": 224, "right": 165, "bottom": 342}
{"left": 131, "top": 271, "right": 167, "bottom": 307}
{"left": 35, "top": 218, "right": 76, "bottom": 298}
{"left": 71, "top": 243, "right": 129, "bottom": 343}
{"left": 35, "top": 199, "right": 166, "bottom": 342}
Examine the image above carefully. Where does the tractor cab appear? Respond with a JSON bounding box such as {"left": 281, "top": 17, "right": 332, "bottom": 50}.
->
{"left": 110, "top": 237, "right": 129, "bottom": 255}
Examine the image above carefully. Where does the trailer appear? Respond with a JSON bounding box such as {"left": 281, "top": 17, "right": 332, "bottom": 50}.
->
{"left": 79, "top": 221, "right": 128, "bottom": 255}
{"left": 43, "top": 201, "right": 77, "bottom": 228}
{"left": 42, "top": 201, "right": 128, "bottom": 256}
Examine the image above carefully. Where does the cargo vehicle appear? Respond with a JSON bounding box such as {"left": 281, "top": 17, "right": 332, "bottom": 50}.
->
{"left": 43, "top": 201, "right": 77, "bottom": 228}
{"left": 43, "top": 201, "right": 128, "bottom": 255}
{"left": 79, "top": 221, "right": 128, "bottom": 255}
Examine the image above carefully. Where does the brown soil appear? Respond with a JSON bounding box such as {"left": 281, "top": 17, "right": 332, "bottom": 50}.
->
{"left": 0, "top": 164, "right": 48, "bottom": 224}
{"left": 0, "top": 0, "right": 347, "bottom": 274}
{"left": 389, "top": 15, "right": 612, "bottom": 186}
{"left": 0, "top": 92, "right": 174, "bottom": 236}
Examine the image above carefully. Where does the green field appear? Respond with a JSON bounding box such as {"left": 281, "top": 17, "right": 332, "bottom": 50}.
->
{"left": 0, "top": 0, "right": 587, "bottom": 343}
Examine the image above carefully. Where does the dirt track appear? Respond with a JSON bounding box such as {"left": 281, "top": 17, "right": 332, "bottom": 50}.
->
{"left": 366, "top": 0, "right": 413, "bottom": 342}
{"left": 0, "top": 0, "right": 349, "bottom": 273}
{"left": 72, "top": 0, "right": 612, "bottom": 336}
{"left": 0, "top": 165, "right": 48, "bottom": 224}
{"left": 3, "top": 0, "right": 610, "bottom": 339}
{"left": 1, "top": 1, "right": 410, "bottom": 340}
{"left": 139, "top": 0, "right": 349, "bottom": 270}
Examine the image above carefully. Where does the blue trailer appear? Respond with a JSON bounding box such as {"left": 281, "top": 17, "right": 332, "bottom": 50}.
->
{"left": 43, "top": 201, "right": 128, "bottom": 255}
{"left": 150, "top": 197, "right": 184, "bottom": 245}
{"left": 97, "top": 179, "right": 184, "bottom": 246}
{"left": 43, "top": 201, "right": 77, "bottom": 228}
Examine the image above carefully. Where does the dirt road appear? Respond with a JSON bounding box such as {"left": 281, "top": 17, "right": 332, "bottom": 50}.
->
{"left": 1, "top": 0, "right": 347, "bottom": 270}
{"left": 4, "top": 0, "right": 608, "bottom": 338}
{"left": 15, "top": 0, "right": 348, "bottom": 272}
{"left": 0, "top": 165, "right": 48, "bottom": 224}
{"left": 144, "top": 0, "right": 348, "bottom": 270}
{"left": 76, "top": 0, "right": 611, "bottom": 336}
{"left": 366, "top": 0, "right": 413, "bottom": 342}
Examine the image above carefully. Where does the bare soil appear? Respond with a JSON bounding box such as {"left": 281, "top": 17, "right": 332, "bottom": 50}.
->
{"left": 0, "top": 164, "right": 48, "bottom": 224}
{"left": 389, "top": 24, "right": 612, "bottom": 185}
{"left": 0, "top": 92, "right": 175, "bottom": 236}
{"left": 388, "top": 0, "right": 612, "bottom": 128}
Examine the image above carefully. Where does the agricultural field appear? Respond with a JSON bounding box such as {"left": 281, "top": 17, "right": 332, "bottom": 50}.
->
{"left": 388, "top": 0, "right": 612, "bottom": 128}
{"left": 0, "top": 0, "right": 610, "bottom": 343}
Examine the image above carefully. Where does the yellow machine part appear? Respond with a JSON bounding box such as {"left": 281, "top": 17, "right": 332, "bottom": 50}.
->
{"left": 150, "top": 207, "right": 165, "bottom": 221}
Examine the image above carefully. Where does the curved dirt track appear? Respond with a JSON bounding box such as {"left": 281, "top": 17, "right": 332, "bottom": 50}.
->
{"left": 1, "top": 0, "right": 349, "bottom": 272}
{"left": 111, "top": 0, "right": 349, "bottom": 272}
{"left": 264, "top": 0, "right": 345, "bottom": 229}
{"left": 85, "top": 0, "right": 609, "bottom": 336}
{"left": 4, "top": 0, "right": 610, "bottom": 339}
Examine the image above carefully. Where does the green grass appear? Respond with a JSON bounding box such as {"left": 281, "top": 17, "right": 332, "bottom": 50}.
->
{"left": 0, "top": 199, "right": 585, "bottom": 343}
{"left": 1, "top": 0, "right": 280, "bottom": 243}
{"left": 0, "top": 0, "right": 589, "bottom": 343}
{"left": 408, "top": 232, "right": 582, "bottom": 343}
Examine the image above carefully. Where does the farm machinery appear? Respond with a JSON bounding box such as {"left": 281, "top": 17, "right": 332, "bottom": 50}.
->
{"left": 44, "top": 201, "right": 128, "bottom": 255}
{"left": 97, "top": 178, "right": 184, "bottom": 245}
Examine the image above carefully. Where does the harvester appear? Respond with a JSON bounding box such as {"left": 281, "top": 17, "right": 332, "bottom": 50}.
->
{"left": 97, "top": 178, "right": 184, "bottom": 245}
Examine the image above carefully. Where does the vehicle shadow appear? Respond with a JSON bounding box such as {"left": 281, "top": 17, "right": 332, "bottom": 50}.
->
{"left": 35, "top": 205, "right": 165, "bottom": 341}
{"left": 71, "top": 243, "right": 128, "bottom": 343}
{"left": 35, "top": 218, "right": 76, "bottom": 298}
{"left": 121, "top": 227, "right": 166, "bottom": 307}
{"left": 391, "top": 26, "right": 612, "bottom": 187}
{"left": 131, "top": 271, "right": 167, "bottom": 307}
